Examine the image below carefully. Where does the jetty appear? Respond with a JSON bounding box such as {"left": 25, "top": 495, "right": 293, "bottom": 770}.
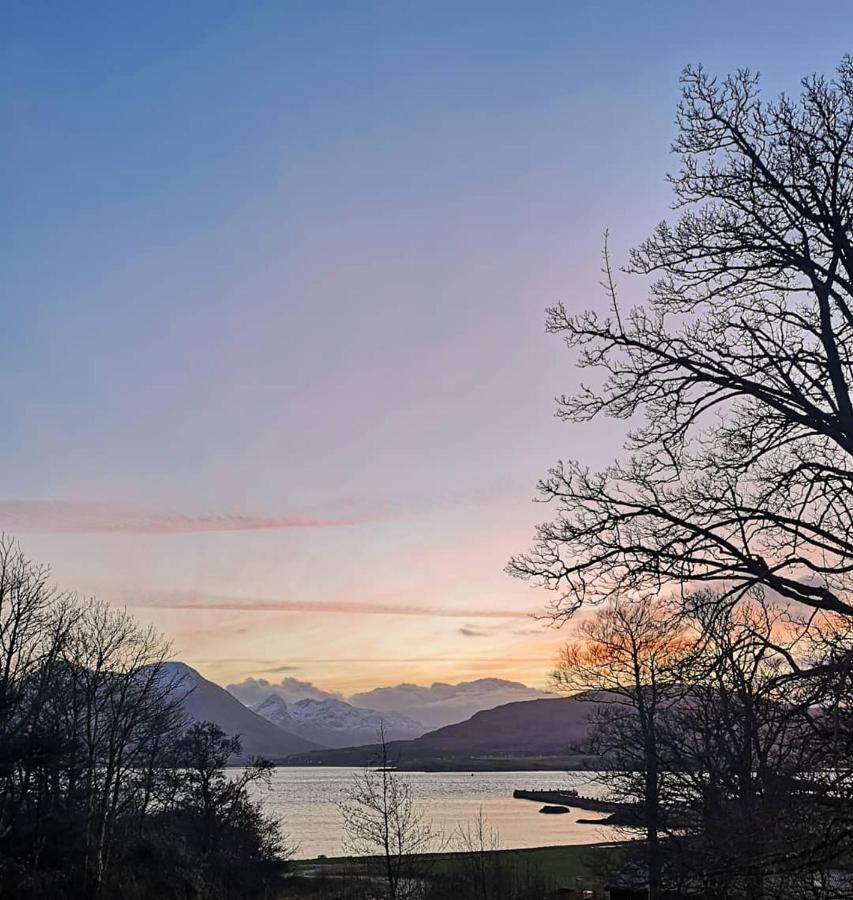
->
{"left": 512, "top": 789, "right": 621, "bottom": 813}
{"left": 513, "top": 789, "right": 641, "bottom": 825}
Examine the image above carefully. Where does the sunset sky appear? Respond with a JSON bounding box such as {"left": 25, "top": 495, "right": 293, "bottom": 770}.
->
{"left": 4, "top": 1, "right": 853, "bottom": 693}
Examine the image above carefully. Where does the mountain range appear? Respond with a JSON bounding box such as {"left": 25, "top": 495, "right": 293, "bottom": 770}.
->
{"left": 251, "top": 693, "right": 424, "bottom": 748}
{"left": 166, "top": 662, "right": 589, "bottom": 768}
{"left": 227, "top": 674, "right": 553, "bottom": 729}
{"left": 284, "top": 696, "right": 600, "bottom": 769}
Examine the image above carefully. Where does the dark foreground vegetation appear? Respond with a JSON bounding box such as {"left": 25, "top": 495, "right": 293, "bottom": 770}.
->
{"left": 0, "top": 537, "right": 289, "bottom": 899}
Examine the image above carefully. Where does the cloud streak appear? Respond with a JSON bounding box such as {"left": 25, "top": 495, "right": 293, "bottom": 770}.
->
{"left": 123, "top": 590, "right": 531, "bottom": 619}
{"left": 0, "top": 500, "right": 357, "bottom": 534}
{"left": 0, "top": 479, "right": 527, "bottom": 536}
{"left": 458, "top": 626, "right": 488, "bottom": 637}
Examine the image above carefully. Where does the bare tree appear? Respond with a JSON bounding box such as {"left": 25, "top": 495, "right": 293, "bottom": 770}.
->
{"left": 509, "top": 59, "right": 853, "bottom": 626}
{"left": 553, "top": 597, "right": 691, "bottom": 898}
{"left": 501, "top": 56, "right": 853, "bottom": 897}
{"left": 663, "top": 595, "right": 853, "bottom": 899}
{"left": 339, "top": 726, "right": 436, "bottom": 899}
{"left": 165, "top": 720, "right": 277, "bottom": 857}
{"left": 53, "top": 599, "right": 180, "bottom": 895}
{"left": 0, "top": 536, "right": 72, "bottom": 844}
{"left": 0, "top": 539, "right": 291, "bottom": 898}
{"left": 452, "top": 807, "right": 504, "bottom": 900}
{"left": 0, "top": 556, "right": 184, "bottom": 896}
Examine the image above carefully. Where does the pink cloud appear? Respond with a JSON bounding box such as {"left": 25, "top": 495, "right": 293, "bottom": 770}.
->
{"left": 0, "top": 480, "right": 530, "bottom": 537}
{"left": 123, "top": 590, "right": 532, "bottom": 619}
{"left": 0, "top": 500, "right": 357, "bottom": 534}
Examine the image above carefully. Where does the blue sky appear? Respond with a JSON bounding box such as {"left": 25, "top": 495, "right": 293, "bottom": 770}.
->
{"left": 3, "top": 1, "right": 853, "bottom": 691}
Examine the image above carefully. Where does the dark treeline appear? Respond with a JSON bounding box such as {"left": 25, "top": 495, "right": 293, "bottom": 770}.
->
{"left": 557, "top": 593, "right": 853, "bottom": 898}
{"left": 0, "top": 537, "right": 288, "bottom": 899}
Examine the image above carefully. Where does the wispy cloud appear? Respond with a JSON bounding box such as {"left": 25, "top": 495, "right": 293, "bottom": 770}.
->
{"left": 122, "top": 590, "right": 531, "bottom": 619}
{"left": 458, "top": 626, "right": 488, "bottom": 637}
{"left": 194, "top": 656, "right": 550, "bottom": 665}
{"left": 0, "top": 500, "right": 357, "bottom": 534}
{"left": 285, "top": 657, "right": 550, "bottom": 663}
{"left": 0, "top": 478, "right": 530, "bottom": 536}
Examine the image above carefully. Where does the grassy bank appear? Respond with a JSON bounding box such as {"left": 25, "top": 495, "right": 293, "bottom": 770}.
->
{"left": 285, "top": 841, "right": 631, "bottom": 896}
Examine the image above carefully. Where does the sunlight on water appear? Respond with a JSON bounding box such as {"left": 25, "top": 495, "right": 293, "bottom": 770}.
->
{"left": 253, "top": 768, "right": 618, "bottom": 859}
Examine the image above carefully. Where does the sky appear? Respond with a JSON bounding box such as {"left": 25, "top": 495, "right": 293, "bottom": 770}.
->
{"left": 3, "top": 1, "right": 853, "bottom": 693}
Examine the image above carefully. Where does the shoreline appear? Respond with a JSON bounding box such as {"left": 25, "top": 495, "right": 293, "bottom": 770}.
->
{"left": 268, "top": 760, "right": 592, "bottom": 772}
{"left": 292, "top": 839, "right": 631, "bottom": 868}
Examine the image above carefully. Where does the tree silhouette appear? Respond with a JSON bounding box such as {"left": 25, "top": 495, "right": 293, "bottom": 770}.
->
{"left": 553, "top": 598, "right": 691, "bottom": 898}
{"left": 510, "top": 59, "right": 853, "bottom": 626}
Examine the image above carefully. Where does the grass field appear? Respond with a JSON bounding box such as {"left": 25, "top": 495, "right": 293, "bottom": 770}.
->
{"left": 290, "top": 840, "right": 632, "bottom": 893}
{"left": 429, "top": 842, "right": 627, "bottom": 881}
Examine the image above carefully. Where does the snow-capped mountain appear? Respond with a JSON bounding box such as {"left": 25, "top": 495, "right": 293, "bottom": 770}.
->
{"left": 252, "top": 694, "right": 425, "bottom": 748}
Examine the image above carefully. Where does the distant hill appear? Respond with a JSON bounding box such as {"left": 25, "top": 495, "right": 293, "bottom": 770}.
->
{"left": 160, "top": 662, "right": 324, "bottom": 761}
{"left": 252, "top": 694, "right": 425, "bottom": 748}
{"left": 411, "top": 696, "right": 594, "bottom": 755}
{"left": 285, "top": 696, "right": 600, "bottom": 769}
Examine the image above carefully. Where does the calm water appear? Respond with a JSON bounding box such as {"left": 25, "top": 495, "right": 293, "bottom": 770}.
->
{"left": 254, "top": 767, "right": 617, "bottom": 859}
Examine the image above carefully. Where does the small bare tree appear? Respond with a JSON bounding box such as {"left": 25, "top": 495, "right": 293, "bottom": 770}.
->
{"left": 338, "top": 726, "right": 436, "bottom": 899}
{"left": 166, "top": 720, "right": 277, "bottom": 856}
{"left": 554, "top": 597, "right": 691, "bottom": 899}
{"left": 452, "top": 807, "right": 503, "bottom": 900}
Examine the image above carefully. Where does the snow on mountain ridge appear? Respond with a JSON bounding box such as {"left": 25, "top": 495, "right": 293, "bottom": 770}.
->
{"left": 251, "top": 694, "right": 425, "bottom": 746}
{"left": 288, "top": 697, "right": 423, "bottom": 732}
